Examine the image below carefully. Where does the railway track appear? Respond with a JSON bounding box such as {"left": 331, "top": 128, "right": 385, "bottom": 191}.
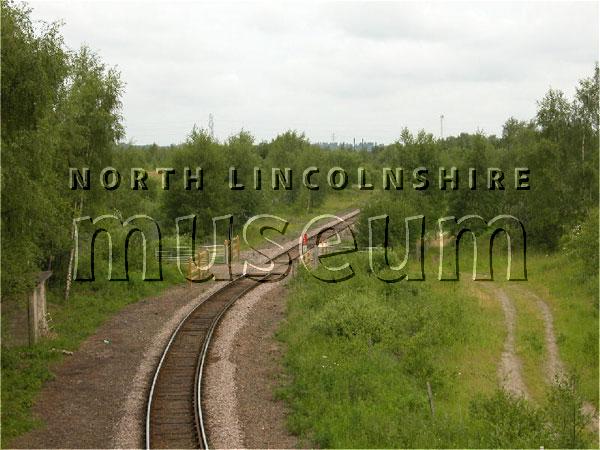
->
{"left": 146, "top": 210, "right": 359, "bottom": 449}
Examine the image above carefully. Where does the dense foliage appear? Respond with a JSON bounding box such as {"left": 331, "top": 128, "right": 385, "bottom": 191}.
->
{"left": 358, "top": 74, "right": 599, "bottom": 250}
{"left": 2, "top": 0, "right": 597, "bottom": 297}
{"left": 1, "top": 1, "right": 122, "bottom": 293}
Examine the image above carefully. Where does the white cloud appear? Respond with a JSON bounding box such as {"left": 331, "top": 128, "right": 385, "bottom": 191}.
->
{"left": 29, "top": 0, "right": 599, "bottom": 144}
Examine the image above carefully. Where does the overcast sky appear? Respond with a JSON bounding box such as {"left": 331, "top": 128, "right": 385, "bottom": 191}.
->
{"left": 30, "top": 1, "right": 598, "bottom": 145}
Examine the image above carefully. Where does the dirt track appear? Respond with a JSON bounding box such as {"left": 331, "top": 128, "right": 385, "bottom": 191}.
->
{"left": 475, "top": 283, "right": 598, "bottom": 434}
{"left": 511, "top": 286, "right": 599, "bottom": 433}
{"left": 496, "top": 288, "right": 530, "bottom": 398}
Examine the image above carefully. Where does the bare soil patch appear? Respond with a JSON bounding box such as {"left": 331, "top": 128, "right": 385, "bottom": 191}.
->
{"left": 495, "top": 287, "right": 530, "bottom": 398}
{"left": 472, "top": 285, "right": 529, "bottom": 398}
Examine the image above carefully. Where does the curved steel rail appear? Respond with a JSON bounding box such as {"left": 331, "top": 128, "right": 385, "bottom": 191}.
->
{"left": 146, "top": 210, "right": 359, "bottom": 449}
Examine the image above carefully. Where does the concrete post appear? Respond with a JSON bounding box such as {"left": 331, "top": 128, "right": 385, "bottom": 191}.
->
{"left": 28, "top": 271, "right": 52, "bottom": 346}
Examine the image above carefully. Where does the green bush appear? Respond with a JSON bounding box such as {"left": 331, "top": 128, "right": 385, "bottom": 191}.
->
{"left": 562, "top": 207, "right": 599, "bottom": 279}
{"left": 468, "top": 390, "right": 547, "bottom": 447}
{"left": 469, "top": 375, "right": 591, "bottom": 448}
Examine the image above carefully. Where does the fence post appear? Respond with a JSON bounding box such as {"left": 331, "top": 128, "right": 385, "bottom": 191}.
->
{"left": 224, "top": 239, "right": 230, "bottom": 265}
{"left": 426, "top": 381, "right": 435, "bottom": 417}
{"left": 28, "top": 288, "right": 38, "bottom": 345}
{"left": 197, "top": 249, "right": 209, "bottom": 279}
{"left": 232, "top": 235, "right": 240, "bottom": 261}
{"left": 29, "top": 271, "right": 52, "bottom": 346}
{"left": 312, "top": 246, "right": 319, "bottom": 268}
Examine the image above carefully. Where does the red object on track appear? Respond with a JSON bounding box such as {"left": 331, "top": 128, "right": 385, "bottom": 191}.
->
{"left": 303, "top": 233, "right": 308, "bottom": 244}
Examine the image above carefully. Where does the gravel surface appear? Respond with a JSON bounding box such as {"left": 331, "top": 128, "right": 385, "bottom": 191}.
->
{"left": 204, "top": 278, "right": 297, "bottom": 449}
{"left": 9, "top": 211, "right": 358, "bottom": 448}
{"left": 10, "top": 281, "right": 225, "bottom": 449}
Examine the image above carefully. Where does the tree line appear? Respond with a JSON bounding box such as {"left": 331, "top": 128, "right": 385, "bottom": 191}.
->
{"left": 2, "top": 0, "right": 598, "bottom": 298}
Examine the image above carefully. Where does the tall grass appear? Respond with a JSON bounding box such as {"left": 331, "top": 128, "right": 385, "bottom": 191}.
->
{"left": 278, "top": 250, "right": 595, "bottom": 447}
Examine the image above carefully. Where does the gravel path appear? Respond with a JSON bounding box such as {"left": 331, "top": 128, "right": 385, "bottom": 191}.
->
{"left": 9, "top": 281, "right": 224, "bottom": 449}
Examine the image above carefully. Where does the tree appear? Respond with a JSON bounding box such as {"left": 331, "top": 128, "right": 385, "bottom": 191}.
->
{"left": 1, "top": 0, "right": 68, "bottom": 293}
{"left": 536, "top": 88, "right": 571, "bottom": 143}
{"left": 59, "top": 46, "right": 124, "bottom": 299}
{"left": 1, "top": 1, "right": 124, "bottom": 296}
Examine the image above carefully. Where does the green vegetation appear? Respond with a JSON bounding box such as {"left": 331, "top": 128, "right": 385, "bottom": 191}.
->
{"left": 278, "top": 252, "right": 595, "bottom": 448}
{"left": 2, "top": 0, "right": 597, "bottom": 297}
{"left": 524, "top": 250, "right": 599, "bottom": 408}
{"left": 1, "top": 1, "right": 598, "bottom": 448}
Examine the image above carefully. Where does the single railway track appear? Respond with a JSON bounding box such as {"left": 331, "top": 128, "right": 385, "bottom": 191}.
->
{"left": 146, "top": 210, "right": 359, "bottom": 449}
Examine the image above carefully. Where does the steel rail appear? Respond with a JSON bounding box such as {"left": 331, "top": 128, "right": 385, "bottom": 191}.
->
{"left": 146, "top": 210, "right": 359, "bottom": 449}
